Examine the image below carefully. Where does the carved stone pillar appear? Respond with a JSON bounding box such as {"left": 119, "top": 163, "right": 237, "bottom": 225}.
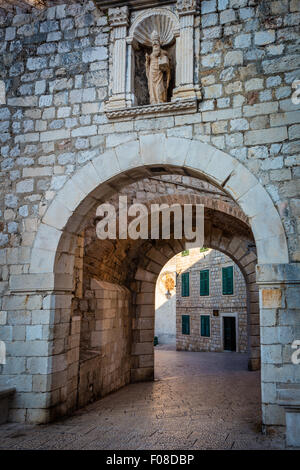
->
{"left": 106, "top": 6, "right": 129, "bottom": 110}
{"left": 172, "top": 0, "right": 201, "bottom": 101}
{"left": 125, "top": 37, "right": 137, "bottom": 108}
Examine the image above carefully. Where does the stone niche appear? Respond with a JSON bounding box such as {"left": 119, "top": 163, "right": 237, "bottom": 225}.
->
{"left": 104, "top": 0, "right": 202, "bottom": 119}
{"left": 131, "top": 11, "right": 177, "bottom": 106}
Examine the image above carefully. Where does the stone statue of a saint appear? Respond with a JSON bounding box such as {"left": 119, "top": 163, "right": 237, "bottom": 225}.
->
{"left": 145, "top": 31, "right": 171, "bottom": 105}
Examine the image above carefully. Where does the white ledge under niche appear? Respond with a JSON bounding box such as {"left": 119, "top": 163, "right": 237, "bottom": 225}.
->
{"left": 105, "top": 98, "right": 198, "bottom": 120}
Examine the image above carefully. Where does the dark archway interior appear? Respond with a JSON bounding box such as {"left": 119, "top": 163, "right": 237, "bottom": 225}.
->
{"left": 51, "top": 173, "right": 259, "bottom": 412}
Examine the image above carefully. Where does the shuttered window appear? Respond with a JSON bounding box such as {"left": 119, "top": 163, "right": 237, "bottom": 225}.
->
{"left": 222, "top": 266, "right": 234, "bottom": 295}
{"left": 182, "top": 315, "right": 190, "bottom": 335}
{"left": 200, "top": 269, "right": 209, "bottom": 296}
{"left": 181, "top": 272, "right": 190, "bottom": 297}
{"left": 201, "top": 315, "right": 210, "bottom": 337}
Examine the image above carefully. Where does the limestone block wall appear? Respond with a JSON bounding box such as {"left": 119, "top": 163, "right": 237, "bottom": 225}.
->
{"left": 0, "top": 0, "right": 298, "bottom": 430}
{"left": 77, "top": 278, "right": 132, "bottom": 408}
{"left": 0, "top": 0, "right": 298, "bottom": 266}
{"left": 0, "top": 291, "right": 77, "bottom": 423}
{"left": 176, "top": 249, "right": 248, "bottom": 353}
{"left": 0, "top": 0, "right": 298, "bottom": 279}
{"left": 257, "top": 264, "right": 300, "bottom": 429}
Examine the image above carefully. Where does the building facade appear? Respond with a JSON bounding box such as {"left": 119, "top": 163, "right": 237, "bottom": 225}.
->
{"left": 0, "top": 0, "right": 299, "bottom": 445}
{"left": 176, "top": 248, "right": 248, "bottom": 353}
{"left": 155, "top": 248, "right": 248, "bottom": 352}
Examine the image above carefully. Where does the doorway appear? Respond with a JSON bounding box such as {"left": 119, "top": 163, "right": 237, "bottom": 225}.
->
{"left": 223, "top": 316, "right": 236, "bottom": 352}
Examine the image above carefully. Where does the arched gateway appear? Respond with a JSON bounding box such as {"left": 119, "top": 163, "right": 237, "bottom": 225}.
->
{"left": 5, "top": 136, "right": 298, "bottom": 434}
{"left": 30, "top": 135, "right": 288, "bottom": 273}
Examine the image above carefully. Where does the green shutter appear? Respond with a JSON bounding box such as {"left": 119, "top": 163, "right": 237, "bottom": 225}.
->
{"left": 200, "top": 269, "right": 209, "bottom": 296}
{"left": 222, "top": 266, "right": 234, "bottom": 295}
{"left": 181, "top": 272, "right": 190, "bottom": 297}
{"left": 182, "top": 315, "right": 190, "bottom": 335}
{"left": 201, "top": 315, "right": 210, "bottom": 337}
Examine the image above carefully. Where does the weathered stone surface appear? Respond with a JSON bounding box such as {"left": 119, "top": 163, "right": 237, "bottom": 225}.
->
{"left": 0, "top": 349, "right": 285, "bottom": 449}
{"left": 0, "top": 1, "right": 298, "bottom": 440}
{"left": 261, "top": 289, "right": 283, "bottom": 309}
{"left": 245, "top": 127, "right": 288, "bottom": 145}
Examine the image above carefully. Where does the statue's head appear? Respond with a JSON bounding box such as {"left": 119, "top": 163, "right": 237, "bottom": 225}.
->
{"left": 151, "top": 30, "right": 161, "bottom": 57}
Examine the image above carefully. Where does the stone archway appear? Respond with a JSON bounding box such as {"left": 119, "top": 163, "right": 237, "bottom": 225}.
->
{"left": 7, "top": 136, "right": 290, "bottom": 426}
{"left": 78, "top": 191, "right": 258, "bottom": 398}
{"left": 130, "top": 214, "right": 258, "bottom": 382}
{"left": 24, "top": 135, "right": 288, "bottom": 285}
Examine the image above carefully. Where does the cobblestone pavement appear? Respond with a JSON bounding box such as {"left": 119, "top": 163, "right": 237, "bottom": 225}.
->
{"left": 0, "top": 346, "right": 285, "bottom": 450}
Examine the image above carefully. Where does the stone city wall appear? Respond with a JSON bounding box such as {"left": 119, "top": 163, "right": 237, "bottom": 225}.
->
{"left": 0, "top": 0, "right": 298, "bottom": 267}
{"left": 77, "top": 279, "right": 131, "bottom": 409}
{"left": 0, "top": 0, "right": 298, "bottom": 430}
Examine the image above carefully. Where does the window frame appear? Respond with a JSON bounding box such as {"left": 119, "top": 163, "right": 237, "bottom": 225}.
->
{"left": 222, "top": 265, "right": 234, "bottom": 296}
{"left": 182, "top": 314, "right": 190, "bottom": 335}
{"left": 200, "top": 314, "right": 211, "bottom": 338}
{"left": 181, "top": 272, "right": 190, "bottom": 297}
{"left": 200, "top": 269, "right": 210, "bottom": 296}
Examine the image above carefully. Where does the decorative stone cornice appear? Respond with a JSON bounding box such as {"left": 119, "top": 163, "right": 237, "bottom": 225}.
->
{"left": 105, "top": 98, "right": 198, "bottom": 120}
{"left": 96, "top": 1, "right": 174, "bottom": 11}
{"left": 108, "top": 5, "right": 129, "bottom": 28}
{"left": 176, "top": 0, "right": 198, "bottom": 16}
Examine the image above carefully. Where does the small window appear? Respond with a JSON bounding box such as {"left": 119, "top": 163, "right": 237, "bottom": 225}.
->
{"left": 181, "top": 250, "right": 189, "bottom": 257}
{"left": 182, "top": 315, "right": 190, "bottom": 335}
{"left": 201, "top": 315, "right": 210, "bottom": 337}
{"left": 181, "top": 272, "right": 190, "bottom": 297}
{"left": 222, "top": 266, "right": 234, "bottom": 295}
{"left": 200, "top": 269, "right": 209, "bottom": 296}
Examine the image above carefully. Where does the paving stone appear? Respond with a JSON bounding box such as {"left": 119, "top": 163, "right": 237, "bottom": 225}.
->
{"left": 0, "top": 348, "right": 285, "bottom": 450}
